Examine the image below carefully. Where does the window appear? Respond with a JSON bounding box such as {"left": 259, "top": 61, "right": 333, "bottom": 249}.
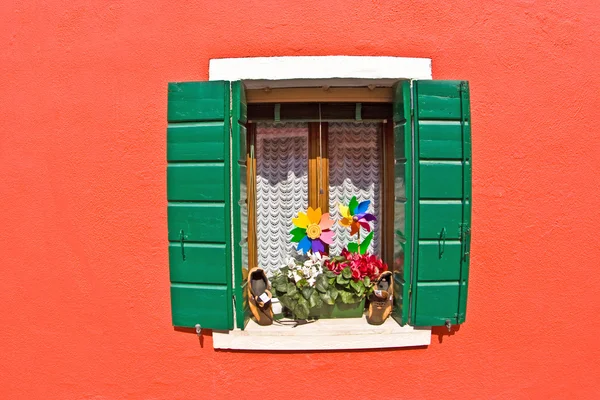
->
{"left": 166, "top": 56, "right": 471, "bottom": 350}
{"left": 252, "top": 120, "right": 384, "bottom": 275}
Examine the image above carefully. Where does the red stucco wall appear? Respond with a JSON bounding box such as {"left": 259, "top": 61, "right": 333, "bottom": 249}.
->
{"left": 2, "top": 1, "right": 599, "bottom": 398}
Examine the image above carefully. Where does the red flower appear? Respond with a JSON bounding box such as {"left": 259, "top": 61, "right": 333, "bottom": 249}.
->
{"left": 325, "top": 249, "right": 388, "bottom": 282}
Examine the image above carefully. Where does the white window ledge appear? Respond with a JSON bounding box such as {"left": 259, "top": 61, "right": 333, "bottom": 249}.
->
{"left": 213, "top": 318, "right": 431, "bottom": 351}
{"left": 209, "top": 56, "right": 432, "bottom": 89}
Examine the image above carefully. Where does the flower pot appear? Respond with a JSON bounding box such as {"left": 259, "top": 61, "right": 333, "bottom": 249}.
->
{"left": 308, "top": 298, "right": 366, "bottom": 319}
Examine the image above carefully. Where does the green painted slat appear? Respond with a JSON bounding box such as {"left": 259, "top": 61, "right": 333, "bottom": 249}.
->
{"left": 417, "top": 240, "right": 462, "bottom": 281}
{"left": 418, "top": 121, "right": 463, "bottom": 159}
{"left": 419, "top": 161, "right": 463, "bottom": 199}
{"left": 171, "top": 283, "right": 232, "bottom": 329}
{"left": 167, "top": 164, "right": 226, "bottom": 201}
{"left": 391, "top": 80, "right": 413, "bottom": 326}
{"left": 167, "top": 81, "right": 227, "bottom": 122}
{"left": 168, "top": 203, "right": 227, "bottom": 243}
{"left": 169, "top": 243, "right": 227, "bottom": 284}
{"left": 416, "top": 80, "right": 462, "bottom": 120}
{"left": 167, "top": 122, "right": 225, "bottom": 162}
{"left": 413, "top": 282, "right": 460, "bottom": 326}
{"left": 419, "top": 200, "right": 462, "bottom": 240}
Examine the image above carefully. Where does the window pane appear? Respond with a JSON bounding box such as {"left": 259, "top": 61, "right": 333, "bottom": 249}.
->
{"left": 328, "top": 122, "right": 382, "bottom": 256}
{"left": 256, "top": 122, "right": 308, "bottom": 276}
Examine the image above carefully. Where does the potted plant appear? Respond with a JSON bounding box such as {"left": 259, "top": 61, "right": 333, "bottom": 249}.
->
{"left": 271, "top": 197, "right": 388, "bottom": 320}
{"left": 271, "top": 253, "right": 330, "bottom": 320}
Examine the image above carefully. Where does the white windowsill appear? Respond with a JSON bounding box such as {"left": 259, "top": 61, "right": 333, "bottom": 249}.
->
{"left": 213, "top": 318, "right": 431, "bottom": 351}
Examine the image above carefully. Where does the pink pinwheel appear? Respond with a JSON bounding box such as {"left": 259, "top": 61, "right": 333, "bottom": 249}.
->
{"left": 290, "top": 207, "right": 335, "bottom": 254}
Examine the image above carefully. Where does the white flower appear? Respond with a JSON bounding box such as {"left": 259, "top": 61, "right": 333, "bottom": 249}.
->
{"left": 279, "top": 252, "right": 329, "bottom": 287}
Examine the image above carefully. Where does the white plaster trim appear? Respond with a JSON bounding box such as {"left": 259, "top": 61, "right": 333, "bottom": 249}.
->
{"left": 213, "top": 318, "right": 431, "bottom": 351}
{"left": 209, "top": 56, "right": 432, "bottom": 89}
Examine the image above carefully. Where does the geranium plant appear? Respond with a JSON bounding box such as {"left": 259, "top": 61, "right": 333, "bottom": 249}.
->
{"left": 323, "top": 249, "right": 388, "bottom": 304}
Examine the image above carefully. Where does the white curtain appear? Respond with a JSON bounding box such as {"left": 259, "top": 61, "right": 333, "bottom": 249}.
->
{"left": 328, "top": 122, "right": 381, "bottom": 256}
{"left": 255, "top": 123, "right": 308, "bottom": 276}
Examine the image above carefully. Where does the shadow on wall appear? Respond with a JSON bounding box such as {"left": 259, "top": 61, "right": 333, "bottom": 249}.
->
{"left": 432, "top": 324, "right": 461, "bottom": 344}
{"left": 174, "top": 327, "right": 213, "bottom": 348}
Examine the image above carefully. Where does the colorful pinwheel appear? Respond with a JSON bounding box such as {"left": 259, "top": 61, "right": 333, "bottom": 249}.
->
{"left": 290, "top": 207, "right": 335, "bottom": 254}
{"left": 338, "top": 196, "right": 376, "bottom": 236}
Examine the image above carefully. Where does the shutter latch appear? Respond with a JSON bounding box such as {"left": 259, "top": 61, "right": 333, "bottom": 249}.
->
{"left": 180, "top": 230, "right": 187, "bottom": 261}
{"left": 438, "top": 227, "right": 447, "bottom": 258}
{"left": 462, "top": 226, "right": 471, "bottom": 260}
{"left": 195, "top": 324, "right": 202, "bottom": 336}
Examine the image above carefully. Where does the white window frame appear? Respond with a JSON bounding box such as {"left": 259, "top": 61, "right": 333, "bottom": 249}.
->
{"left": 209, "top": 56, "right": 433, "bottom": 350}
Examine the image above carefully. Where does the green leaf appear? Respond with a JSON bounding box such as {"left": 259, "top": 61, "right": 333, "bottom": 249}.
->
{"left": 349, "top": 196, "right": 358, "bottom": 215}
{"left": 342, "top": 266, "right": 352, "bottom": 280}
{"left": 357, "top": 284, "right": 365, "bottom": 298}
{"left": 350, "top": 279, "right": 363, "bottom": 294}
{"left": 276, "top": 281, "right": 288, "bottom": 293}
{"left": 319, "top": 291, "right": 334, "bottom": 305}
{"left": 328, "top": 286, "right": 339, "bottom": 302}
{"left": 297, "top": 295, "right": 308, "bottom": 307}
{"left": 395, "top": 229, "right": 406, "bottom": 241}
{"left": 298, "top": 278, "right": 308, "bottom": 288}
{"left": 273, "top": 274, "right": 288, "bottom": 289}
{"left": 315, "top": 275, "right": 329, "bottom": 293}
{"left": 359, "top": 231, "right": 374, "bottom": 255}
{"left": 336, "top": 273, "right": 349, "bottom": 285}
{"left": 290, "top": 227, "right": 307, "bottom": 242}
{"left": 294, "top": 301, "right": 310, "bottom": 320}
{"left": 363, "top": 276, "right": 371, "bottom": 288}
{"left": 347, "top": 242, "right": 359, "bottom": 253}
{"left": 339, "top": 290, "right": 357, "bottom": 304}
{"left": 278, "top": 295, "right": 293, "bottom": 310}
{"left": 309, "top": 291, "right": 323, "bottom": 308}
{"left": 301, "top": 287, "right": 314, "bottom": 300}
{"left": 286, "top": 283, "right": 297, "bottom": 297}
{"left": 324, "top": 269, "right": 336, "bottom": 279}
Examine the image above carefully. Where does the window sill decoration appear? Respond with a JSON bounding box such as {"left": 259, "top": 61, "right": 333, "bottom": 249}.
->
{"left": 271, "top": 197, "right": 388, "bottom": 321}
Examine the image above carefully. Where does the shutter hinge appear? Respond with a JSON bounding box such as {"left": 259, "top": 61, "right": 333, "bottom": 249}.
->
{"left": 445, "top": 319, "right": 452, "bottom": 332}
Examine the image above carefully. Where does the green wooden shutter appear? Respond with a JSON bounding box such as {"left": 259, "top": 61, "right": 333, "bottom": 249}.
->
{"left": 230, "top": 81, "right": 251, "bottom": 329}
{"left": 167, "top": 80, "right": 247, "bottom": 330}
{"left": 411, "top": 80, "right": 471, "bottom": 327}
{"left": 391, "top": 81, "right": 413, "bottom": 325}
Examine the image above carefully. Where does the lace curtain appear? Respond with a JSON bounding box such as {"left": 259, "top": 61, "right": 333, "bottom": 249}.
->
{"left": 328, "top": 122, "right": 381, "bottom": 256}
{"left": 256, "top": 123, "right": 308, "bottom": 276}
